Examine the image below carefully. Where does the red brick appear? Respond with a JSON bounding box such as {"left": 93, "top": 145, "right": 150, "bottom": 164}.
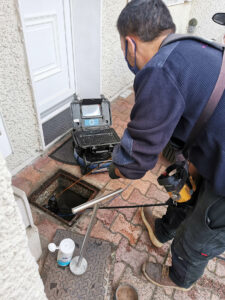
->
{"left": 105, "top": 179, "right": 127, "bottom": 191}
{"left": 128, "top": 189, "right": 154, "bottom": 205}
{"left": 19, "top": 165, "right": 42, "bottom": 186}
{"left": 113, "top": 262, "right": 126, "bottom": 287}
{"left": 12, "top": 176, "right": 32, "bottom": 196}
{"left": 116, "top": 238, "right": 148, "bottom": 274}
{"left": 151, "top": 162, "right": 162, "bottom": 175}
{"left": 133, "top": 179, "right": 150, "bottom": 195}
{"left": 121, "top": 183, "right": 134, "bottom": 200}
{"left": 111, "top": 214, "right": 142, "bottom": 246}
{"left": 142, "top": 171, "right": 159, "bottom": 186}
{"left": 74, "top": 215, "right": 91, "bottom": 235}
{"left": 96, "top": 209, "right": 117, "bottom": 227}
{"left": 146, "top": 184, "right": 169, "bottom": 203}
{"left": 132, "top": 208, "right": 143, "bottom": 226}
{"left": 109, "top": 196, "right": 137, "bottom": 221}
{"left": 90, "top": 220, "right": 122, "bottom": 245}
{"left": 37, "top": 218, "right": 64, "bottom": 242}
{"left": 33, "top": 156, "right": 52, "bottom": 171}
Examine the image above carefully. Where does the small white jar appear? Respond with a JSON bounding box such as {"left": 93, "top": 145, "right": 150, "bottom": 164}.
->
{"left": 48, "top": 238, "right": 75, "bottom": 267}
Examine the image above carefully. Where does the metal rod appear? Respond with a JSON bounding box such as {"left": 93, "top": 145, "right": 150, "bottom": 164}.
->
{"left": 77, "top": 203, "right": 99, "bottom": 266}
{"left": 71, "top": 188, "right": 123, "bottom": 214}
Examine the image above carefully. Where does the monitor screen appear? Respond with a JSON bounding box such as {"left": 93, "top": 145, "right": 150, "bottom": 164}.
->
{"left": 81, "top": 104, "right": 101, "bottom": 117}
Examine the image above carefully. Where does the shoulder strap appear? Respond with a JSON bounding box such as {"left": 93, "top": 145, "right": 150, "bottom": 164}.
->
{"left": 160, "top": 33, "right": 224, "bottom": 51}
{"left": 160, "top": 33, "right": 225, "bottom": 155}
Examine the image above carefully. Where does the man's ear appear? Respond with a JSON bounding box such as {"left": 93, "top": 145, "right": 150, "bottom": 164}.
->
{"left": 125, "top": 36, "right": 136, "bottom": 58}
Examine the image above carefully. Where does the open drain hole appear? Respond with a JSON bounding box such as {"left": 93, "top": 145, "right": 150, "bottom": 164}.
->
{"left": 29, "top": 170, "right": 99, "bottom": 226}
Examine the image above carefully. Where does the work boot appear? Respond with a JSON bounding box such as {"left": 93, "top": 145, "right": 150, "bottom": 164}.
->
{"left": 142, "top": 262, "right": 192, "bottom": 291}
{"left": 141, "top": 207, "right": 163, "bottom": 248}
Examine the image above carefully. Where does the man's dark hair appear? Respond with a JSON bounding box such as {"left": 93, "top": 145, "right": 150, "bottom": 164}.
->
{"left": 117, "top": 0, "right": 176, "bottom": 42}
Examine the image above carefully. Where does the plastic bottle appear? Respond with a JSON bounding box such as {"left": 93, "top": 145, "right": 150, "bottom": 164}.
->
{"left": 48, "top": 238, "right": 75, "bottom": 267}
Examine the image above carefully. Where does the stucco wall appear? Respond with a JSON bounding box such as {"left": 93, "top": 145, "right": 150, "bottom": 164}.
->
{"left": 168, "top": 2, "right": 192, "bottom": 33}
{"left": 101, "top": 0, "right": 134, "bottom": 99}
{"left": 189, "top": 0, "right": 225, "bottom": 42}
{"left": 101, "top": 0, "right": 192, "bottom": 100}
{"left": 0, "top": 153, "right": 47, "bottom": 300}
{"left": 0, "top": 0, "right": 42, "bottom": 171}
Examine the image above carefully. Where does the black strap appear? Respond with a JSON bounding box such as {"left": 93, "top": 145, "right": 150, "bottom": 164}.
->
{"left": 160, "top": 33, "right": 225, "bottom": 155}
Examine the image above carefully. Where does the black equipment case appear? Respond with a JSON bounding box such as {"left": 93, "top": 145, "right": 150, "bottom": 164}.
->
{"left": 70, "top": 95, "right": 120, "bottom": 174}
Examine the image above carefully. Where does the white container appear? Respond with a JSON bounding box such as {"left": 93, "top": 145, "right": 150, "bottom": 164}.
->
{"left": 48, "top": 238, "right": 75, "bottom": 267}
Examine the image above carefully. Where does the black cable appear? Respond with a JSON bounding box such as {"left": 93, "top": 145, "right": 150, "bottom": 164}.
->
{"left": 87, "top": 203, "right": 168, "bottom": 209}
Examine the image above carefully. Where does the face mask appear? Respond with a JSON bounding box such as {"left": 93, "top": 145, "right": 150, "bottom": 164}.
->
{"left": 125, "top": 40, "right": 139, "bottom": 75}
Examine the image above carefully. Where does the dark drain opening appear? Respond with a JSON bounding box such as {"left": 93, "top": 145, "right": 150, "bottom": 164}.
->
{"left": 44, "top": 190, "right": 89, "bottom": 222}
{"left": 29, "top": 170, "right": 99, "bottom": 226}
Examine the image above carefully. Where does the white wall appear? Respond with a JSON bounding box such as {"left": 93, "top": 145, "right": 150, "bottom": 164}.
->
{"left": 101, "top": 0, "right": 134, "bottom": 99}
{"left": 72, "top": 0, "right": 101, "bottom": 98}
{"left": 0, "top": 153, "right": 47, "bottom": 300}
{"left": 168, "top": 1, "right": 192, "bottom": 33}
{"left": 189, "top": 0, "right": 225, "bottom": 42}
{"left": 0, "top": 0, "right": 42, "bottom": 171}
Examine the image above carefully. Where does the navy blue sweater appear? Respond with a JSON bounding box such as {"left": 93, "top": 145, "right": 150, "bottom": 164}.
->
{"left": 112, "top": 40, "right": 225, "bottom": 196}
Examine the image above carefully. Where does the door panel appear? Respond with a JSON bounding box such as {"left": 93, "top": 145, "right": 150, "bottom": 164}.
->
{"left": 19, "top": 0, "right": 75, "bottom": 115}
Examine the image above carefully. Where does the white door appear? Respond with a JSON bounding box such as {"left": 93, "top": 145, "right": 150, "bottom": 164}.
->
{"left": 0, "top": 114, "right": 12, "bottom": 158}
{"left": 18, "top": 0, "right": 75, "bottom": 118}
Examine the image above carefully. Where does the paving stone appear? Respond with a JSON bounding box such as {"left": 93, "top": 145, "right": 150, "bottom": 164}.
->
{"left": 215, "top": 260, "right": 225, "bottom": 278}
{"left": 132, "top": 208, "right": 143, "bottom": 226}
{"left": 121, "top": 183, "right": 134, "bottom": 200}
{"left": 197, "top": 275, "right": 225, "bottom": 298}
{"left": 146, "top": 184, "right": 169, "bottom": 203}
{"left": 33, "top": 155, "right": 56, "bottom": 172}
{"left": 37, "top": 218, "right": 64, "bottom": 242}
{"left": 108, "top": 196, "right": 137, "bottom": 221}
{"left": 133, "top": 179, "right": 151, "bottom": 195}
{"left": 174, "top": 286, "right": 212, "bottom": 300}
{"left": 153, "top": 287, "right": 172, "bottom": 300}
{"left": 16, "top": 165, "right": 43, "bottom": 191}
{"left": 151, "top": 162, "right": 162, "bottom": 175}
{"left": 116, "top": 238, "right": 148, "bottom": 274}
{"left": 111, "top": 214, "right": 142, "bottom": 246}
{"left": 90, "top": 220, "right": 122, "bottom": 245}
{"left": 105, "top": 179, "right": 127, "bottom": 191}
{"left": 113, "top": 262, "right": 126, "bottom": 287}
{"left": 119, "top": 267, "right": 154, "bottom": 300}
{"left": 211, "top": 293, "right": 221, "bottom": 300}
{"left": 207, "top": 258, "right": 217, "bottom": 273}
{"left": 142, "top": 171, "right": 159, "bottom": 186}
{"left": 128, "top": 188, "right": 153, "bottom": 205}
{"left": 12, "top": 175, "right": 32, "bottom": 196}
{"left": 96, "top": 209, "right": 118, "bottom": 227}
{"left": 73, "top": 215, "right": 92, "bottom": 235}
{"left": 152, "top": 202, "right": 168, "bottom": 219}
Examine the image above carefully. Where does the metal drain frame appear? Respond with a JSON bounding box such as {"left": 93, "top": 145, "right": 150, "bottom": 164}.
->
{"left": 28, "top": 169, "right": 99, "bottom": 226}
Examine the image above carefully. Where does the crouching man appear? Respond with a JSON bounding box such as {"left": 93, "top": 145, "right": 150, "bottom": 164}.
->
{"left": 109, "top": 0, "right": 225, "bottom": 291}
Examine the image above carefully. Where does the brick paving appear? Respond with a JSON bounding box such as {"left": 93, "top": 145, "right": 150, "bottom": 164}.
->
{"left": 12, "top": 92, "right": 225, "bottom": 299}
